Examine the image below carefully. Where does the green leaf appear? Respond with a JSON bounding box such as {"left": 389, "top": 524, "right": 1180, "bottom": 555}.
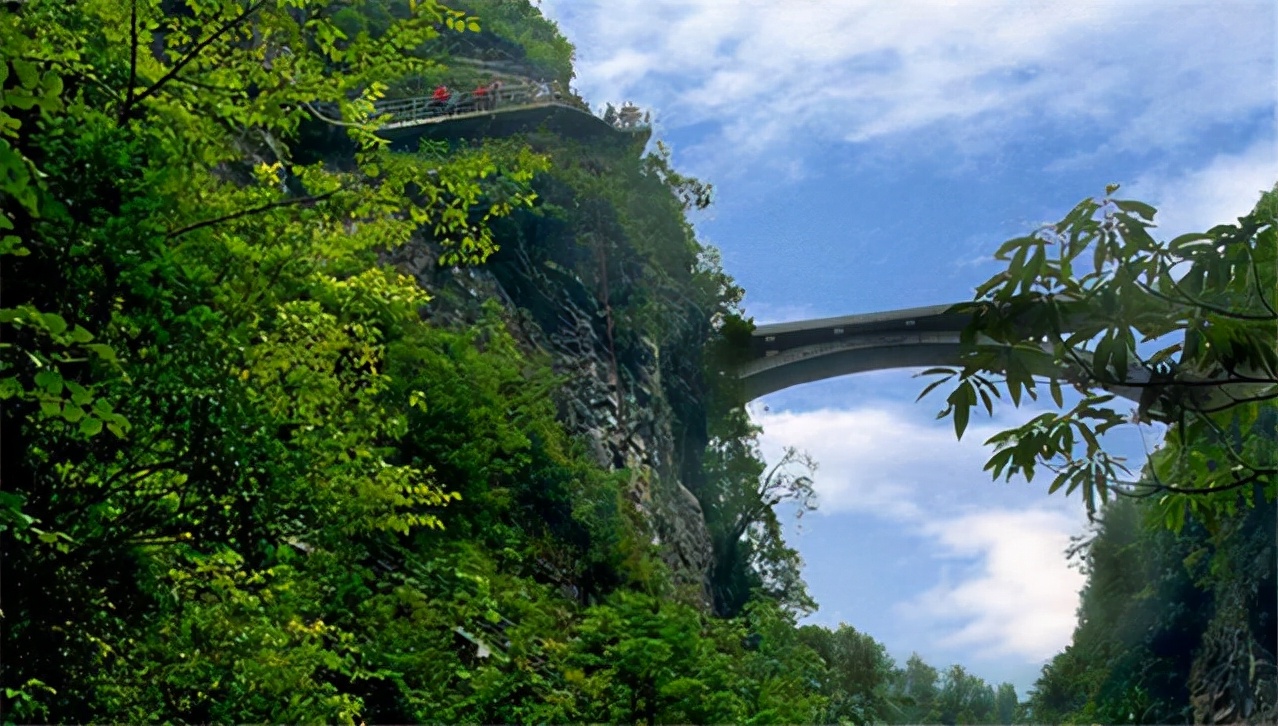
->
{"left": 994, "top": 235, "right": 1035, "bottom": 260}
{"left": 1165, "top": 235, "right": 1211, "bottom": 255}
{"left": 34, "top": 369, "right": 61, "bottom": 395}
{"left": 914, "top": 367, "right": 958, "bottom": 377}
{"left": 79, "top": 417, "right": 103, "bottom": 437}
{"left": 12, "top": 60, "right": 37, "bottom": 89}
{"left": 63, "top": 380, "right": 91, "bottom": 405}
{"left": 1112, "top": 340, "right": 1128, "bottom": 381}
{"left": 84, "top": 344, "right": 117, "bottom": 361}
{"left": 951, "top": 391, "right": 972, "bottom": 440}
{"left": 40, "top": 312, "right": 67, "bottom": 335}
{"left": 914, "top": 374, "right": 953, "bottom": 403}
{"left": 977, "top": 386, "right": 994, "bottom": 415}
{"left": 1113, "top": 199, "right": 1157, "bottom": 221}
{"left": 1047, "top": 469, "right": 1071, "bottom": 494}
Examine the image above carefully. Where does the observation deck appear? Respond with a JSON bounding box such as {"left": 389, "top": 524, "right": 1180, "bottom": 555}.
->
{"left": 373, "top": 80, "right": 651, "bottom": 147}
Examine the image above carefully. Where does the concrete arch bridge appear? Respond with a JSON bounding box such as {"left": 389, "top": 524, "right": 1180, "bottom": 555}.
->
{"left": 739, "top": 301, "right": 1267, "bottom": 421}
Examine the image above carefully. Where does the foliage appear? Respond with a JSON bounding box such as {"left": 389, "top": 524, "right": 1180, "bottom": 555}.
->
{"left": 447, "top": 0, "right": 576, "bottom": 83}
{"left": 798, "top": 623, "right": 897, "bottom": 723}
{"left": 0, "top": 1, "right": 1020, "bottom": 723}
{"left": 923, "top": 184, "right": 1277, "bottom": 724}
{"left": 994, "top": 681, "right": 1018, "bottom": 724}
{"left": 934, "top": 664, "right": 999, "bottom": 725}
{"left": 920, "top": 185, "right": 1277, "bottom": 524}
{"left": 702, "top": 419, "right": 818, "bottom": 616}
{"left": 0, "top": 0, "right": 555, "bottom": 720}
{"left": 891, "top": 653, "right": 944, "bottom": 724}
{"left": 479, "top": 130, "right": 787, "bottom": 617}
{"left": 1024, "top": 485, "right": 1275, "bottom": 724}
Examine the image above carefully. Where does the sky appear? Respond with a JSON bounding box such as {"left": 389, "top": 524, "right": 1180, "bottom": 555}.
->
{"left": 539, "top": 0, "right": 1278, "bottom": 695}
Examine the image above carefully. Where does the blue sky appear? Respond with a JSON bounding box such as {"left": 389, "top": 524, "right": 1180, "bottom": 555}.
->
{"left": 540, "top": 0, "right": 1277, "bottom": 695}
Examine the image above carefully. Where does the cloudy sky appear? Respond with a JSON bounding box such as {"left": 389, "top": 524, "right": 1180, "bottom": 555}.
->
{"left": 540, "top": 0, "right": 1277, "bottom": 694}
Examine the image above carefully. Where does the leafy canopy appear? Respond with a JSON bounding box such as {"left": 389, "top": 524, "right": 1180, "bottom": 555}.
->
{"left": 920, "top": 185, "right": 1277, "bottom": 525}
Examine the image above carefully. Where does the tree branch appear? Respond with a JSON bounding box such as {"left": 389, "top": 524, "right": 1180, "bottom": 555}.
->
{"left": 1192, "top": 388, "right": 1278, "bottom": 415}
{"left": 171, "top": 74, "right": 245, "bottom": 93}
{"left": 119, "top": 0, "right": 270, "bottom": 122}
{"left": 1122, "top": 469, "right": 1275, "bottom": 497}
{"left": 124, "top": 0, "right": 139, "bottom": 112}
{"left": 166, "top": 189, "right": 341, "bottom": 240}
{"left": 302, "top": 101, "right": 375, "bottom": 128}
{"left": 1136, "top": 276, "right": 1277, "bottom": 322}
{"left": 1044, "top": 339, "right": 1277, "bottom": 391}
{"left": 1242, "top": 243, "right": 1278, "bottom": 318}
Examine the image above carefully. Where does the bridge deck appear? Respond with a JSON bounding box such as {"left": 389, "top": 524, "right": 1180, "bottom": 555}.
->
{"left": 743, "top": 302, "right": 1150, "bottom": 405}
{"left": 751, "top": 303, "right": 970, "bottom": 356}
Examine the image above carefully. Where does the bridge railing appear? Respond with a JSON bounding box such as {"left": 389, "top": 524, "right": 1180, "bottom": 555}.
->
{"left": 373, "top": 79, "right": 650, "bottom": 133}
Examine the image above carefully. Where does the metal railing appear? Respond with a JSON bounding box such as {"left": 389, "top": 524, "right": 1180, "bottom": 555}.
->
{"left": 373, "top": 80, "right": 650, "bottom": 133}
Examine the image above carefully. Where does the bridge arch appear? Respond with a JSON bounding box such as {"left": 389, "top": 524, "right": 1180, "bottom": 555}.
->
{"left": 738, "top": 302, "right": 1149, "bottom": 404}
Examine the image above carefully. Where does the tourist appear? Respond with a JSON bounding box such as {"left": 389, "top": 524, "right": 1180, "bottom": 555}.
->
{"left": 487, "top": 79, "right": 503, "bottom": 110}
{"left": 618, "top": 102, "right": 641, "bottom": 128}
{"left": 472, "top": 81, "right": 489, "bottom": 112}
{"left": 429, "top": 84, "right": 451, "bottom": 115}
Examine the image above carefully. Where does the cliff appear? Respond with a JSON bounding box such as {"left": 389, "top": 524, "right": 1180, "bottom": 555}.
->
{"left": 385, "top": 139, "right": 721, "bottom": 601}
{"left": 1, "top": 1, "right": 835, "bottom": 722}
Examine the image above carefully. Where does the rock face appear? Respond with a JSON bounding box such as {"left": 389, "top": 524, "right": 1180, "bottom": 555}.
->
{"left": 387, "top": 236, "right": 716, "bottom": 602}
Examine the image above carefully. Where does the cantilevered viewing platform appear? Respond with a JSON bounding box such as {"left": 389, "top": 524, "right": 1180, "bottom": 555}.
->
{"left": 373, "top": 81, "right": 651, "bottom": 147}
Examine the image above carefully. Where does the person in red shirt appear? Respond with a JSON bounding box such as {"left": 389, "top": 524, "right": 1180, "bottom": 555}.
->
{"left": 472, "top": 82, "right": 489, "bottom": 112}
{"left": 430, "top": 84, "right": 450, "bottom": 115}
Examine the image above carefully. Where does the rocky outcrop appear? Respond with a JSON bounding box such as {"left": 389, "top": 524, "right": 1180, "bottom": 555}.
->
{"left": 386, "top": 235, "right": 715, "bottom": 602}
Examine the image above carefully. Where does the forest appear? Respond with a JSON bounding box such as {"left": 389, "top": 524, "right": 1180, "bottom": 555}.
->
{"left": 0, "top": 0, "right": 1273, "bottom": 724}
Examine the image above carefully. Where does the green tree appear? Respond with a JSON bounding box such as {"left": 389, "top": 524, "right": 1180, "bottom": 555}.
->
{"left": 701, "top": 410, "right": 818, "bottom": 615}
{"left": 0, "top": 0, "right": 546, "bottom": 720}
{"left": 935, "top": 664, "right": 997, "bottom": 724}
{"left": 890, "top": 652, "right": 942, "bottom": 724}
{"left": 799, "top": 623, "right": 897, "bottom": 724}
{"left": 921, "top": 185, "right": 1277, "bottom": 525}
{"left": 1024, "top": 481, "right": 1276, "bottom": 724}
{"left": 994, "top": 682, "right": 1018, "bottom": 725}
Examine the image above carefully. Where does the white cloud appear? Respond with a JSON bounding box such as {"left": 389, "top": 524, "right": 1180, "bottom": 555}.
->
{"left": 543, "top": 0, "right": 1276, "bottom": 176}
{"left": 1128, "top": 138, "right": 1278, "bottom": 239}
{"left": 755, "top": 402, "right": 1089, "bottom": 661}
{"left": 755, "top": 406, "right": 932, "bottom": 520}
{"left": 754, "top": 404, "right": 1020, "bottom": 519}
{"left": 902, "top": 509, "right": 1087, "bottom": 661}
